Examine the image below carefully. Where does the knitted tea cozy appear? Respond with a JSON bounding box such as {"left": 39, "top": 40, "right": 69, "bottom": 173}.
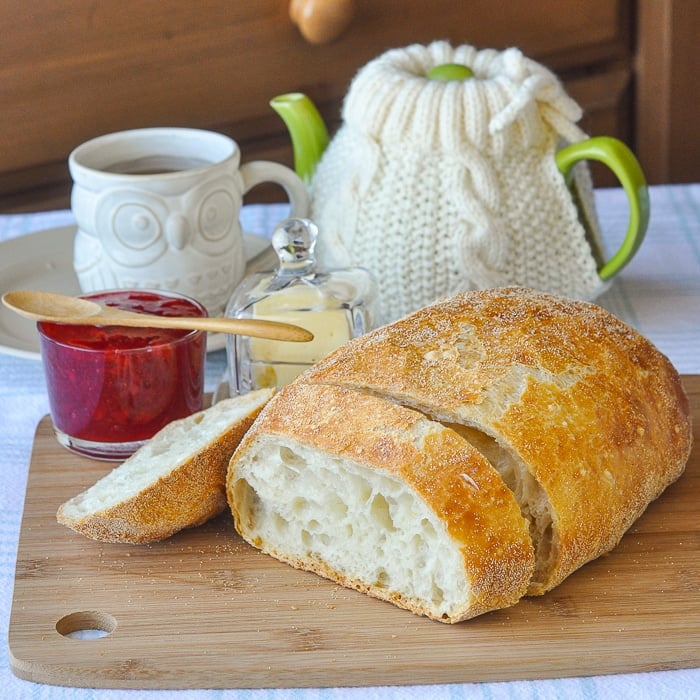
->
{"left": 310, "top": 41, "right": 607, "bottom": 325}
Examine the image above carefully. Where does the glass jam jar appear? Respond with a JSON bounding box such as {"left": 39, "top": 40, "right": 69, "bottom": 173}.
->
{"left": 38, "top": 289, "right": 207, "bottom": 460}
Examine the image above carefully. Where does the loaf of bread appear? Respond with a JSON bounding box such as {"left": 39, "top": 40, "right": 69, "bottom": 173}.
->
{"left": 228, "top": 288, "right": 692, "bottom": 622}
{"left": 58, "top": 389, "right": 273, "bottom": 544}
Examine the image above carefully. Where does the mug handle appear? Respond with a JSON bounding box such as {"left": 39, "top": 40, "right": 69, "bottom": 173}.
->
{"left": 555, "top": 136, "right": 650, "bottom": 280}
{"left": 239, "top": 160, "right": 310, "bottom": 218}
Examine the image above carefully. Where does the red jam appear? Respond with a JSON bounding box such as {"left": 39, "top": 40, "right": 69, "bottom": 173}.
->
{"left": 38, "top": 290, "right": 206, "bottom": 459}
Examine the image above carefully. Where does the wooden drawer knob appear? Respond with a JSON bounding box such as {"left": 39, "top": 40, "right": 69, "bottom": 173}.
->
{"left": 289, "top": 0, "right": 356, "bottom": 45}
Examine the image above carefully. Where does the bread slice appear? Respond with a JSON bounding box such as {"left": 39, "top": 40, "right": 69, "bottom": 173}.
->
{"left": 58, "top": 389, "right": 274, "bottom": 544}
{"left": 303, "top": 287, "right": 693, "bottom": 595}
{"left": 229, "top": 382, "right": 535, "bottom": 623}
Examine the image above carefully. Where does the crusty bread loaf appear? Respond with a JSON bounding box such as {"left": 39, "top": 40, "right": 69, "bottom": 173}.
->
{"left": 58, "top": 389, "right": 274, "bottom": 544}
{"left": 227, "top": 288, "right": 692, "bottom": 621}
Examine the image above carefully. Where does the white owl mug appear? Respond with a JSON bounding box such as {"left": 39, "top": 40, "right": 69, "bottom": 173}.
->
{"left": 69, "top": 127, "right": 309, "bottom": 315}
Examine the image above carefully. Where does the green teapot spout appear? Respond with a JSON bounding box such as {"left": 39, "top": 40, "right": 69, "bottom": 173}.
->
{"left": 270, "top": 93, "right": 330, "bottom": 186}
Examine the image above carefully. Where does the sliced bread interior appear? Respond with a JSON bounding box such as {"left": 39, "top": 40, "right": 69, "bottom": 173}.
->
{"left": 58, "top": 388, "right": 273, "bottom": 544}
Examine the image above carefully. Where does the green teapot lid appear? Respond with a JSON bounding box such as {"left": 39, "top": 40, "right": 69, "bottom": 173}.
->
{"left": 427, "top": 63, "right": 475, "bottom": 81}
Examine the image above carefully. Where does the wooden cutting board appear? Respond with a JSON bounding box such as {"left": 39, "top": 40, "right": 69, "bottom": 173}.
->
{"left": 9, "top": 377, "right": 700, "bottom": 689}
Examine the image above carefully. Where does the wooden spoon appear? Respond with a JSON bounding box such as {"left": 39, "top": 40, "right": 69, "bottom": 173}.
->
{"left": 1, "top": 290, "right": 314, "bottom": 343}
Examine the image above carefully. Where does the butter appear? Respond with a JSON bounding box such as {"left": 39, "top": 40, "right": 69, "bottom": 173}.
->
{"left": 250, "top": 287, "right": 352, "bottom": 388}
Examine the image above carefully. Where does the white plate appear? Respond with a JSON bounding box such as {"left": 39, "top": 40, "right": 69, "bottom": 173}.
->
{"left": 0, "top": 226, "right": 273, "bottom": 360}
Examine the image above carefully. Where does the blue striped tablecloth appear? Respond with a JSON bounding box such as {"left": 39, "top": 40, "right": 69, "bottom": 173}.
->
{"left": 1, "top": 185, "right": 698, "bottom": 700}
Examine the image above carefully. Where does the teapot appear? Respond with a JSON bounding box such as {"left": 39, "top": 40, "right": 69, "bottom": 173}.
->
{"left": 270, "top": 41, "right": 649, "bottom": 324}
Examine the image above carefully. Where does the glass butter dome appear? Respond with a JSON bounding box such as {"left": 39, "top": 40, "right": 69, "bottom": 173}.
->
{"left": 225, "top": 218, "right": 377, "bottom": 395}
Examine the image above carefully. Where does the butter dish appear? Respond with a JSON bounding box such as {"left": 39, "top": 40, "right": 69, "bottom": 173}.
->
{"left": 225, "top": 217, "right": 377, "bottom": 394}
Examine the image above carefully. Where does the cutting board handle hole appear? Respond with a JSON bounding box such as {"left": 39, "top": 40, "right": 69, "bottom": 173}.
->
{"left": 56, "top": 610, "right": 117, "bottom": 640}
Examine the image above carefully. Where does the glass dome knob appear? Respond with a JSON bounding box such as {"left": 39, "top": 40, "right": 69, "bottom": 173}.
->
{"left": 271, "top": 217, "right": 318, "bottom": 274}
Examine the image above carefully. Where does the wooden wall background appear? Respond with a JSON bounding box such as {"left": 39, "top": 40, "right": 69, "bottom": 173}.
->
{"left": 1, "top": 0, "right": 697, "bottom": 213}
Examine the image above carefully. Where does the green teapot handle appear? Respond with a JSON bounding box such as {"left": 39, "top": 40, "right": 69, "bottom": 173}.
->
{"left": 556, "top": 136, "right": 650, "bottom": 280}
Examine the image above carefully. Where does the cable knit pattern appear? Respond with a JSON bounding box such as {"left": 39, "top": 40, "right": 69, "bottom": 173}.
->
{"left": 311, "top": 41, "right": 607, "bottom": 324}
